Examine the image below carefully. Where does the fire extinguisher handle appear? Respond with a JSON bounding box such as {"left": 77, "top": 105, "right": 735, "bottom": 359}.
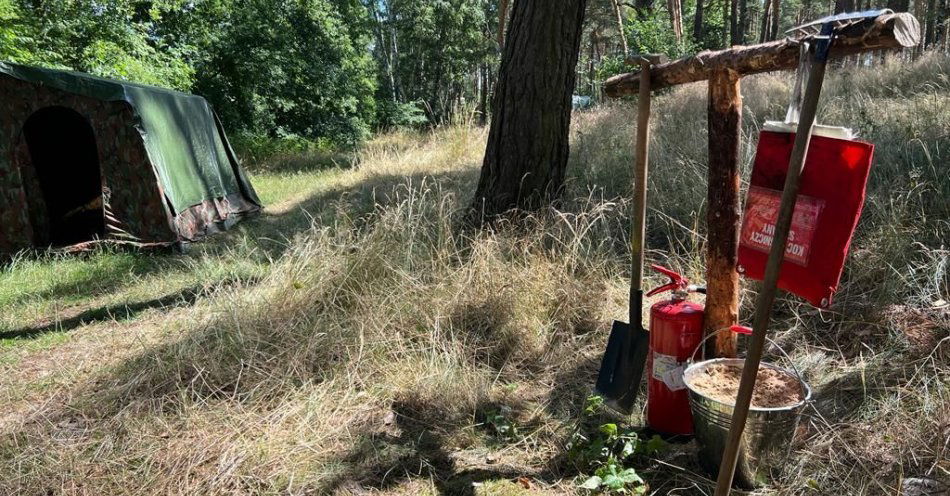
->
{"left": 650, "top": 264, "right": 687, "bottom": 285}
{"left": 646, "top": 282, "right": 678, "bottom": 297}
{"left": 646, "top": 264, "right": 690, "bottom": 297}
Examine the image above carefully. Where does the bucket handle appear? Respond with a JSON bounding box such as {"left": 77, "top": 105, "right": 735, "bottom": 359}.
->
{"left": 689, "top": 326, "right": 809, "bottom": 395}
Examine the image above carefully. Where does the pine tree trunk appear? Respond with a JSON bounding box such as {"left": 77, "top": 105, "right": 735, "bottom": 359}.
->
{"left": 471, "top": 0, "right": 589, "bottom": 218}
{"left": 668, "top": 0, "right": 684, "bottom": 42}
{"left": 694, "top": 0, "right": 705, "bottom": 41}
{"left": 478, "top": 64, "right": 489, "bottom": 125}
{"left": 730, "top": 0, "right": 739, "bottom": 44}
{"left": 759, "top": 0, "right": 772, "bottom": 42}
{"left": 913, "top": 0, "right": 926, "bottom": 55}
{"left": 612, "top": 0, "right": 629, "bottom": 55}
{"left": 925, "top": 0, "right": 937, "bottom": 47}
{"left": 770, "top": 0, "right": 781, "bottom": 41}
{"left": 738, "top": 0, "right": 748, "bottom": 44}
{"left": 498, "top": 0, "right": 510, "bottom": 47}
{"left": 834, "top": 0, "right": 853, "bottom": 13}
{"left": 724, "top": 0, "right": 731, "bottom": 46}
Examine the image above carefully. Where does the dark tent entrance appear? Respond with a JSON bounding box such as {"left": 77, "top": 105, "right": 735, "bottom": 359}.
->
{"left": 23, "top": 106, "right": 105, "bottom": 247}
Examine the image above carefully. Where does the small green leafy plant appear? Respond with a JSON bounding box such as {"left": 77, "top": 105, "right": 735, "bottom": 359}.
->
{"left": 484, "top": 406, "right": 520, "bottom": 444}
{"left": 568, "top": 396, "right": 666, "bottom": 494}
{"left": 579, "top": 463, "right": 646, "bottom": 494}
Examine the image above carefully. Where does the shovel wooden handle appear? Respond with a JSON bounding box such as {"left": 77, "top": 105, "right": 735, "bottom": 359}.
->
{"left": 630, "top": 59, "right": 652, "bottom": 313}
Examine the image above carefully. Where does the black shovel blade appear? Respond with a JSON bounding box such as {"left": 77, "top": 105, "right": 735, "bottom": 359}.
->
{"left": 595, "top": 320, "right": 650, "bottom": 414}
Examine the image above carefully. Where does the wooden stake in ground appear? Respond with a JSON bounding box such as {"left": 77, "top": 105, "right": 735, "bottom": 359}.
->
{"left": 705, "top": 70, "right": 742, "bottom": 358}
{"left": 713, "top": 34, "right": 832, "bottom": 495}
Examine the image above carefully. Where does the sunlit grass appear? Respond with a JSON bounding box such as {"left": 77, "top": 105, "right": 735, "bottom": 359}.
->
{"left": 0, "top": 53, "right": 946, "bottom": 495}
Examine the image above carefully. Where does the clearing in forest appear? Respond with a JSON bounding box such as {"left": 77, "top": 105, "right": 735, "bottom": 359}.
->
{"left": 0, "top": 55, "right": 948, "bottom": 495}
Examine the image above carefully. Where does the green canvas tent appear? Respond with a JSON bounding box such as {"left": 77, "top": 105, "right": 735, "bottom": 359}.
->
{"left": 0, "top": 61, "right": 261, "bottom": 254}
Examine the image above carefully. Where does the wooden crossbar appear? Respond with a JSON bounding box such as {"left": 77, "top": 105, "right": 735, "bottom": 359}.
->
{"left": 604, "top": 12, "right": 920, "bottom": 97}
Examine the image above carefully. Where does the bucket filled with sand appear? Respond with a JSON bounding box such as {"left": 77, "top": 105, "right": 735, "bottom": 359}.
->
{"left": 683, "top": 357, "right": 811, "bottom": 488}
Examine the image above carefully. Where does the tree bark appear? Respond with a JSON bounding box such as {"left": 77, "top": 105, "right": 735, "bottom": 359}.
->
{"left": 723, "top": 0, "right": 730, "bottom": 47}
{"left": 769, "top": 0, "right": 781, "bottom": 42}
{"left": 913, "top": 0, "right": 926, "bottom": 55}
{"left": 924, "top": 0, "right": 937, "bottom": 47}
{"left": 738, "top": 0, "right": 749, "bottom": 44}
{"left": 478, "top": 64, "right": 489, "bottom": 125}
{"left": 834, "top": 0, "right": 854, "bottom": 13}
{"left": 498, "top": 0, "right": 510, "bottom": 48}
{"left": 668, "top": 0, "right": 684, "bottom": 42}
{"left": 759, "top": 0, "right": 773, "bottom": 43}
{"left": 604, "top": 13, "right": 921, "bottom": 95}
{"left": 612, "top": 0, "right": 629, "bottom": 55}
{"left": 706, "top": 70, "right": 742, "bottom": 358}
{"left": 471, "top": 0, "right": 589, "bottom": 218}
{"left": 730, "top": 0, "right": 739, "bottom": 44}
{"left": 694, "top": 0, "right": 705, "bottom": 42}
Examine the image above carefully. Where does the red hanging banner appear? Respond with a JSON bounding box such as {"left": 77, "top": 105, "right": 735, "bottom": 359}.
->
{"left": 738, "top": 130, "right": 874, "bottom": 307}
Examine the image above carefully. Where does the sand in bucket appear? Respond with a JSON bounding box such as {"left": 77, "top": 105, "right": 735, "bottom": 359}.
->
{"left": 688, "top": 362, "right": 804, "bottom": 408}
{"left": 684, "top": 358, "right": 812, "bottom": 489}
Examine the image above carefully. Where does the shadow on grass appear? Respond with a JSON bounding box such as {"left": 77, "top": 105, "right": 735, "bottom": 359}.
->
{"left": 319, "top": 397, "right": 576, "bottom": 495}
{"left": 0, "top": 277, "right": 252, "bottom": 340}
{"left": 238, "top": 166, "right": 478, "bottom": 258}
{"left": 4, "top": 161, "right": 478, "bottom": 343}
{"left": 810, "top": 333, "right": 950, "bottom": 424}
{"left": 0, "top": 159, "right": 721, "bottom": 492}
{"left": 0, "top": 250, "right": 171, "bottom": 308}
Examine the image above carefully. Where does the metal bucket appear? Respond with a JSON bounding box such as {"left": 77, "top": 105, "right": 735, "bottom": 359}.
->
{"left": 683, "top": 357, "right": 812, "bottom": 489}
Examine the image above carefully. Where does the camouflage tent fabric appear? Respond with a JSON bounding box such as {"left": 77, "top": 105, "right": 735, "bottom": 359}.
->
{"left": 0, "top": 61, "right": 261, "bottom": 254}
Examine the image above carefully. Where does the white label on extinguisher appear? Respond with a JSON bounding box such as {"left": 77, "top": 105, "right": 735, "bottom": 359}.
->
{"left": 652, "top": 351, "right": 687, "bottom": 391}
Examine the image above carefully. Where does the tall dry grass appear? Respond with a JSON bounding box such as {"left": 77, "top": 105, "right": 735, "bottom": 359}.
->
{"left": 1, "top": 53, "right": 948, "bottom": 495}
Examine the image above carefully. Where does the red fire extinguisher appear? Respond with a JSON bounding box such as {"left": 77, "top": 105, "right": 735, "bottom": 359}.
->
{"left": 645, "top": 265, "right": 705, "bottom": 435}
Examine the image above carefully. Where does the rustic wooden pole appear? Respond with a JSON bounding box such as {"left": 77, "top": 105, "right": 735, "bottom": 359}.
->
{"left": 713, "top": 41, "right": 830, "bottom": 496}
{"left": 603, "top": 12, "right": 919, "bottom": 96}
{"left": 705, "top": 70, "right": 742, "bottom": 358}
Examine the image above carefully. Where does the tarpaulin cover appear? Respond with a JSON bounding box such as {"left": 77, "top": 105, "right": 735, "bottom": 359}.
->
{"left": 0, "top": 61, "right": 260, "bottom": 214}
{"left": 738, "top": 130, "right": 874, "bottom": 307}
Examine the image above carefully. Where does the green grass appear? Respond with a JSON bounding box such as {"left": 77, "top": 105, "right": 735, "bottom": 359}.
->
{"left": 0, "top": 54, "right": 947, "bottom": 495}
{"left": 0, "top": 161, "right": 344, "bottom": 344}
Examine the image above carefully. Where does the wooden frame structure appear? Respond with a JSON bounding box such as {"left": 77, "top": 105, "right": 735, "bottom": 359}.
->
{"left": 603, "top": 12, "right": 920, "bottom": 358}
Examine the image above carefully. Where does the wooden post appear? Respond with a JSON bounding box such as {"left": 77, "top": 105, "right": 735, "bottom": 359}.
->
{"left": 705, "top": 70, "right": 742, "bottom": 358}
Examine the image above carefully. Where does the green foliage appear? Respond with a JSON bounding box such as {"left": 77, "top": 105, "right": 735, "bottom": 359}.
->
{"left": 568, "top": 396, "right": 665, "bottom": 494}
{"left": 579, "top": 464, "right": 646, "bottom": 494}
{"left": 2, "top": 0, "right": 377, "bottom": 146}
{"left": 484, "top": 406, "right": 520, "bottom": 444}
{"left": 626, "top": 10, "right": 697, "bottom": 60}
{"left": 230, "top": 132, "right": 336, "bottom": 170}
{"left": 376, "top": 99, "right": 430, "bottom": 129}
{"left": 0, "top": 0, "right": 28, "bottom": 62}
{"left": 370, "top": 0, "right": 496, "bottom": 124}
{"left": 81, "top": 38, "right": 194, "bottom": 90}
{"left": 594, "top": 55, "right": 628, "bottom": 88}
{"left": 185, "top": 0, "right": 377, "bottom": 147}
{"left": 3, "top": 0, "right": 194, "bottom": 88}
